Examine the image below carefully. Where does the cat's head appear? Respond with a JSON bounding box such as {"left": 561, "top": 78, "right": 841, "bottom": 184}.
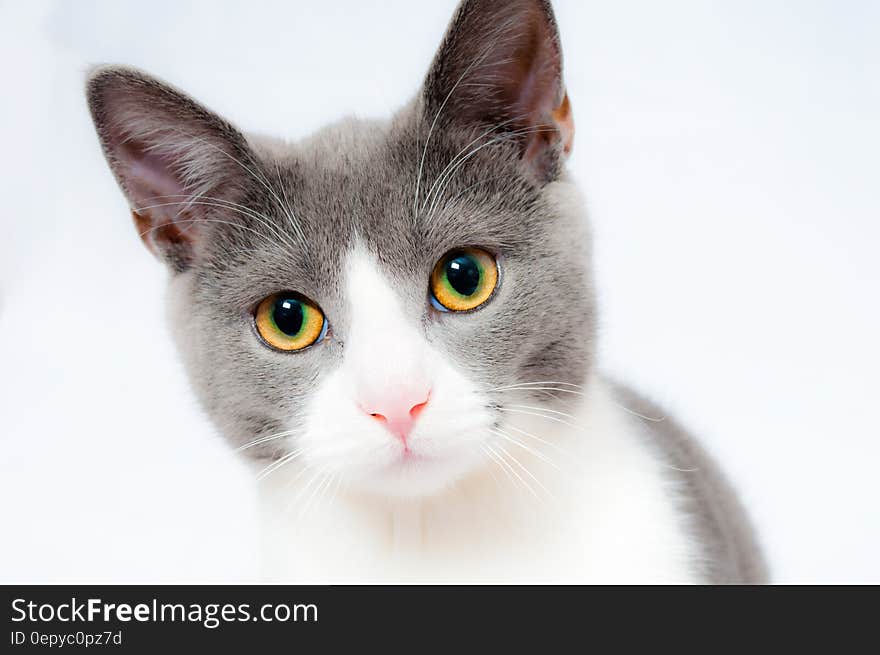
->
{"left": 86, "top": 0, "right": 594, "bottom": 498}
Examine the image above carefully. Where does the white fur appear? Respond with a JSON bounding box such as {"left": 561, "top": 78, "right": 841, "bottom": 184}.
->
{"left": 256, "top": 249, "right": 701, "bottom": 583}
{"left": 295, "top": 249, "right": 496, "bottom": 497}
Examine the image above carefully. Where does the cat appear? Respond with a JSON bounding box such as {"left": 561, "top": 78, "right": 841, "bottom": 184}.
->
{"left": 86, "top": 0, "right": 766, "bottom": 583}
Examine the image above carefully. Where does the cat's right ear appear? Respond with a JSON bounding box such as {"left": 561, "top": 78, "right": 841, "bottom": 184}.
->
{"left": 86, "top": 66, "right": 253, "bottom": 271}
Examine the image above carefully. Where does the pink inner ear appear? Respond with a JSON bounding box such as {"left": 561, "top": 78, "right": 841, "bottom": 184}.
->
{"left": 552, "top": 92, "right": 574, "bottom": 156}
{"left": 118, "top": 142, "right": 200, "bottom": 260}
{"left": 513, "top": 19, "right": 560, "bottom": 118}
{"left": 444, "top": 1, "right": 571, "bottom": 180}
{"left": 123, "top": 144, "right": 189, "bottom": 214}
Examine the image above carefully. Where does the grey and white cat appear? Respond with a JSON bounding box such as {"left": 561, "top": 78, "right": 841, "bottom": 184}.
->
{"left": 86, "top": 0, "right": 765, "bottom": 583}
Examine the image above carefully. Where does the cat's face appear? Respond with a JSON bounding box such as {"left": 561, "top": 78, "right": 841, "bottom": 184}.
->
{"left": 87, "top": 0, "right": 595, "bottom": 497}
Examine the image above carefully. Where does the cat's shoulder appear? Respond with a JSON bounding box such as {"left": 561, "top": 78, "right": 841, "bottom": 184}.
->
{"left": 605, "top": 378, "right": 768, "bottom": 583}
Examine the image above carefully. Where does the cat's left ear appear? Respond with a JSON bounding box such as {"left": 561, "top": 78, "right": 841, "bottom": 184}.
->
{"left": 422, "top": 0, "right": 574, "bottom": 183}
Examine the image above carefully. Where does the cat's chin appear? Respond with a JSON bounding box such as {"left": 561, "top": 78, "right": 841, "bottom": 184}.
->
{"left": 350, "top": 451, "right": 484, "bottom": 499}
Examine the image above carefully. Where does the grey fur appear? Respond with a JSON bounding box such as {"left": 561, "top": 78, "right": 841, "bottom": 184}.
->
{"left": 611, "top": 383, "right": 768, "bottom": 583}
{"left": 85, "top": 0, "right": 765, "bottom": 582}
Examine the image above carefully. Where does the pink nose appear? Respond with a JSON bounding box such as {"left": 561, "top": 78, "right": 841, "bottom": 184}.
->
{"left": 363, "top": 391, "right": 430, "bottom": 443}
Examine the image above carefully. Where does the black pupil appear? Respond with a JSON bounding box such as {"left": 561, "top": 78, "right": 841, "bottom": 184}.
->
{"left": 445, "top": 254, "right": 481, "bottom": 296}
{"left": 273, "top": 297, "right": 304, "bottom": 336}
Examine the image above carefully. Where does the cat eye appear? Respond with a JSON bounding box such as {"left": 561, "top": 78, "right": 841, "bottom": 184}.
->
{"left": 254, "top": 292, "right": 327, "bottom": 352}
{"left": 430, "top": 247, "right": 499, "bottom": 312}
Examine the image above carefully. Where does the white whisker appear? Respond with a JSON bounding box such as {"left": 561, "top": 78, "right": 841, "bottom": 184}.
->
{"left": 424, "top": 125, "right": 556, "bottom": 220}
{"left": 490, "top": 381, "right": 585, "bottom": 391}
{"left": 255, "top": 447, "right": 307, "bottom": 481}
{"left": 161, "top": 126, "right": 306, "bottom": 245}
{"left": 505, "top": 424, "right": 569, "bottom": 456}
{"left": 295, "top": 472, "right": 335, "bottom": 521}
{"left": 613, "top": 402, "right": 666, "bottom": 423}
{"left": 490, "top": 428, "right": 559, "bottom": 470}
{"left": 480, "top": 443, "right": 518, "bottom": 491}
{"left": 485, "top": 442, "right": 542, "bottom": 502}
{"left": 495, "top": 441, "right": 556, "bottom": 502}
{"left": 412, "top": 28, "right": 516, "bottom": 218}
{"left": 235, "top": 429, "right": 297, "bottom": 453}
{"left": 497, "top": 406, "right": 580, "bottom": 431}
{"left": 506, "top": 403, "right": 579, "bottom": 420}
{"left": 419, "top": 113, "right": 527, "bottom": 215}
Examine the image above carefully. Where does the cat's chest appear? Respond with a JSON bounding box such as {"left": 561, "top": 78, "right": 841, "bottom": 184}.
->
{"left": 261, "top": 481, "right": 698, "bottom": 583}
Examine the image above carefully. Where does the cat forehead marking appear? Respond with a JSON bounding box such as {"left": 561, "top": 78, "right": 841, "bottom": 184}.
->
{"left": 345, "top": 247, "right": 411, "bottom": 332}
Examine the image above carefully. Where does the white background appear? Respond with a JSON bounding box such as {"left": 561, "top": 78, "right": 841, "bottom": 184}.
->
{"left": 1, "top": 0, "right": 877, "bottom": 582}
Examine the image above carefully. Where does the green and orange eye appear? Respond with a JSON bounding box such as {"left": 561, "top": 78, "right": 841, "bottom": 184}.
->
{"left": 254, "top": 292, "right": 327, "bottom": 352}
{"left": 430, "top": 247, "right": 499, "bottom": 312}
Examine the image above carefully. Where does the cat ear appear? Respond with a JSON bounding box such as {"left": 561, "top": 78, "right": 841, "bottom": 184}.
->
{"left": 422, "top": 0, "right": 574, "bottom": 183}
{"left": 86, "top": 67, "right": 253, "bottom": 270}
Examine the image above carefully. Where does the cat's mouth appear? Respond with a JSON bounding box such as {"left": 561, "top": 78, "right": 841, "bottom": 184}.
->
{"left": 374, "top": 440, "right": 467, "bottom": 480}
{"left": 386, "top": 445, "right": 434, "bottom": 468}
